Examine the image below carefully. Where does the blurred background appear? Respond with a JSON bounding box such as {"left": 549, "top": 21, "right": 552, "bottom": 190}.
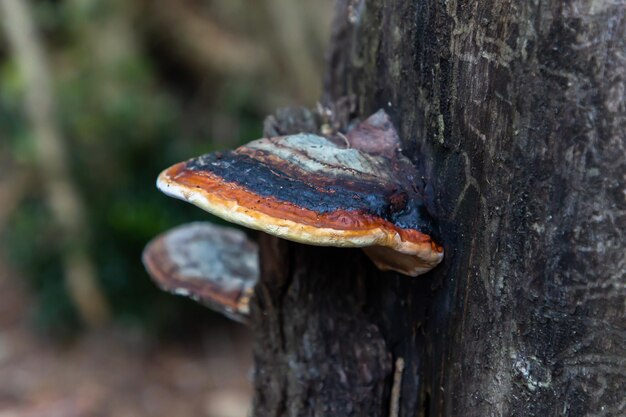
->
{"left": 0, "top": 0, "right": 332, "bottom": 415}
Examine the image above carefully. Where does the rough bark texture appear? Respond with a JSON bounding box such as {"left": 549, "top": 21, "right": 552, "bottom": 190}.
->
{"left": 252, "top": 1, "right": 625, "bottom": 416}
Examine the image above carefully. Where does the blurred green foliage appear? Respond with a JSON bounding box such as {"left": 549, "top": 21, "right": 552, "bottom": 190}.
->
{"left": 1, "top": 0, "right": 274, "bottom": 337}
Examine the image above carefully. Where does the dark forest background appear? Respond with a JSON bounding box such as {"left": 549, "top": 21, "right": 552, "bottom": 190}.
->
{"left": 1, "top": 0, "right": 331, "bottom": 334}
{"left": 0, "top": 0, "right": 331, "bottom": 415}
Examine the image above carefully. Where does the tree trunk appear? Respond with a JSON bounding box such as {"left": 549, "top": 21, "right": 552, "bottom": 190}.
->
{"left": 251, "top": 1, "right": 625, "bottom": 416}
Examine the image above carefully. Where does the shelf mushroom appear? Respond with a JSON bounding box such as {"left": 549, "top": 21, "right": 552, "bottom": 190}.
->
{"left": 143, "top": 222, "right": 258, "bottom": 323}
{"left": 155, "top": 110, "right": 443, "bottom": 277}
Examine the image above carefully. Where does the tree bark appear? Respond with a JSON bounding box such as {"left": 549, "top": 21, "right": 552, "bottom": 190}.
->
{"left": 252, "top": 1, "right": 625, "bottom": 416}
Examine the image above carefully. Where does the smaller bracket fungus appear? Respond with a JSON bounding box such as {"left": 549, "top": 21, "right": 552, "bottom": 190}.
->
{"left": 142, "top": 222, "right": 258, "bottom": 323}
{"left": 157, "top": 110, "right": 443, "bottom": 276}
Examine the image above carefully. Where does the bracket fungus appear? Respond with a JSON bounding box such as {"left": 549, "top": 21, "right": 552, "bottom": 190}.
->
{"left": 142, "top": 222, "right": 258, "bottom": 323}
{"left": 157, "top": 110, "right": 443, "bottom": 277}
